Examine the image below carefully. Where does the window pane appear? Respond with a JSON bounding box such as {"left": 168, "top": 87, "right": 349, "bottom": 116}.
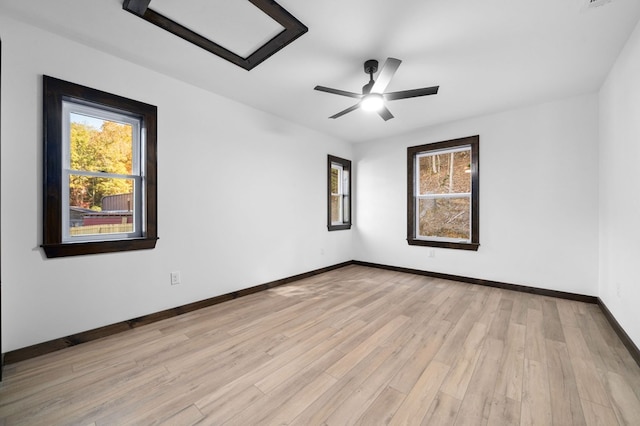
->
{"left": 68, "top": 175, "right": 134, "bottom": 236}
{"left": 327, "top": 154, "right": 351, "bottom": 231}
{"left": 342, "top": 170, "right": 349, "bottom": 195}
{"left": 343, "top": 194, "right": 350, "bottom": 222}
{"left": 330, "top": 166, "right": 340, "bottom": 194}
{"left": 331, "top": 194, "right": 342, "bottom": 223}
{"left": 70, "top": 113, "right": 133, "bottom": 175}
{"left": 418, "top": 197, "right": 470, "bottom": 240}
{"left": 419, "top": 149, "right": 471, "bottom": 195}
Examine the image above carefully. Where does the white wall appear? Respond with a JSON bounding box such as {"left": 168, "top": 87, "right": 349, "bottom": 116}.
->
{"left": 353, "top": 94, "right": 600, "bottom": 296}
{"left": 3, "top": 10, "right": 639, "bottom": 355}
{"left": 0, "top": 16, "right": 353, "bottom": 352}
{"left": 599, "top": 19, "right": 640, "bottom": 348}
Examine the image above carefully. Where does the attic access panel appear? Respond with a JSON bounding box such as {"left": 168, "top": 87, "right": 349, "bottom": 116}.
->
{"left": 123, "top": 0, "right": 308, "bottom": 70}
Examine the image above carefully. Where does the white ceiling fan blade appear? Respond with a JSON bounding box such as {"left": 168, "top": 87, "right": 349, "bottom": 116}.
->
{"left": 371, "top": 58, "right": 401, "bottom": 94}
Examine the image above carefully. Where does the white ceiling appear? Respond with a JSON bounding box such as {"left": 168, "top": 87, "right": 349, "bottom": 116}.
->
{"left": 2, "top": 0, "right": 639, "bottom": 143}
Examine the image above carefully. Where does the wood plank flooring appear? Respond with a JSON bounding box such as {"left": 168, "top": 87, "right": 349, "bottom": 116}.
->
{"left": 1, "top": 265, "right": 639, "bottom": 425}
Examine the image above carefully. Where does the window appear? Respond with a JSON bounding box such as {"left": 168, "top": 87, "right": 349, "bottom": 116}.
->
{"left": 327, "top": 155, "right": 351, "bottom": 230}
{"left": 407, "top": 135, "right": 479, "bottom": 251}
{"left": 42, "top": 75, "right": 157, "bottom": 257}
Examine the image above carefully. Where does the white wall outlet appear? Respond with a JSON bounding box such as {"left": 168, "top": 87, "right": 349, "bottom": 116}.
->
{"left": 170, "top": 271, "right": 181, "bottom": 285}
{"left": 428, "top": 248, "right": 435, "bottom": 258}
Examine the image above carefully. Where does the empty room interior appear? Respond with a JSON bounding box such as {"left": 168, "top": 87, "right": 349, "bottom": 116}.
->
{"left": 1, "top": 0, "right": 640, "bottom": 424}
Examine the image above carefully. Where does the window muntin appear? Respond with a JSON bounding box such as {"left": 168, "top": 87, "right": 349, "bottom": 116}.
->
{"left": 407, "top": 136, "right": 479, "bottom": 250}
{"left": 42, "top": 75, "right": 158, "bottom": 258}
{"left": 328, "top": 155, "right": 351, "bottom": 231}
{"left": 62, "top": 102, "right": 143, "bottom": 242}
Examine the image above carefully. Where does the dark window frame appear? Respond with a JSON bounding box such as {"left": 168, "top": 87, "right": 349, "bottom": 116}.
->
{"left": 42, "top": 75, "right": 158, "bottom": 258}
{"left": 327, "top": 155, "right": 352, "bottom": 231}
{"left": 407, "top": 135, "right": 479, "bottom": 251}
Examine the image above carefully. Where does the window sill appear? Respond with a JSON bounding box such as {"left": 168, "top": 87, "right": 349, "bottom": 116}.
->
{"left": 328, "top": 224, "right": 352, "bottom": 231}
{"left": 42, "top": 237, "right": 158, "bottom": 258}
{"left": 407, "top": 239, "right": 479, "bottom": 251}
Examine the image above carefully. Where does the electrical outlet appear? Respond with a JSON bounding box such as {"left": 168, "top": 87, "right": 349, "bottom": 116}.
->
{"left": 170, "top": 271, "right": 181, "bottom": 285}
{"left": 428, "top": 248, "right": 435, "bottom": 258}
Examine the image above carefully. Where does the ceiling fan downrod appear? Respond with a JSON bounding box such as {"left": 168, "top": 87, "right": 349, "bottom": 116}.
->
{"left": 363, "top": 59, "right": 378, "bottom": 94}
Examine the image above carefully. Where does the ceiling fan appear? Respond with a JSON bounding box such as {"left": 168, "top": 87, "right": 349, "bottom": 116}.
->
{"left": 314, "top": 57, "right": 439, "bottom": 121}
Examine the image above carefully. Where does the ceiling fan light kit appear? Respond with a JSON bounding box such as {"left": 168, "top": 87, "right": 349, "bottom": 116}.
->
{"left": 314, "top": 57, "right": 439, "bottom": 121}
{"left": 361, "top": 94, "right": 384, "bottom": 112}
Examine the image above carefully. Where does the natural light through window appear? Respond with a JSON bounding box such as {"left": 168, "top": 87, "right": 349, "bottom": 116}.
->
{"left": 407, "top": 136, "right": 479, "bottom": 250}
{"left": 416, "top": 147, "right": 471, "bottom": 241}
{"left": 42, "top": 75, "right": 157, "bottom": 258}
{"left": 63, "top": 104, "right": 142, "bottom": 242}
{"left": 328, "top": 155, "right": 351, "bottom": 231}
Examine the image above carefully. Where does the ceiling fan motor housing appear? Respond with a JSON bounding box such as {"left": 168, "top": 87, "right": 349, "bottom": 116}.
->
{"left": 364, "top": 59, "right": 378, "bottom": 75}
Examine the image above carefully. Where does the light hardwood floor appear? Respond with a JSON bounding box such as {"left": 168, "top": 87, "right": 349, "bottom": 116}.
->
{"left": 1, "top": 265, "right": 640, "bottom": 425}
